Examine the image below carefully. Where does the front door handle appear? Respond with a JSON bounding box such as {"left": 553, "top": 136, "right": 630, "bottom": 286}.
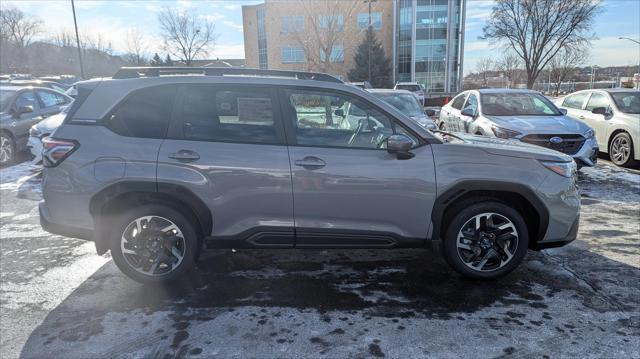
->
{"left": 294, "top": 156, "right": 326, "bottom": 169}
{"left": 168, "top": 150, "right": 200, "bottom": 162}
{"left": 579, "top": 115, "right": 585, "bottom": 119}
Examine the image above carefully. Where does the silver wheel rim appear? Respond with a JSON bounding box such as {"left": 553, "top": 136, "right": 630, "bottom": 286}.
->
{"left": 0, "top": 135, "right": 12, "bottom": 164}
{"left": 120, "top": 216, "right": 186, "bottom": 277}
{"left": 611, "top": 135, "right": 630, "bottom": 164}
{"left": 456, "top": 212, "right": 519, "bottom": 272}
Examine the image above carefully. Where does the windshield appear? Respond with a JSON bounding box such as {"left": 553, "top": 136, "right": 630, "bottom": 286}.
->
{"left": 611, "top": 92, "right": 640, "bottom": 114}
{"left": 481, "top": 93, "right": 562, "bottom": 116}
{"left": 0, "top": 90, "right": 15, "bottom": 111}
{"left": 397, "top": 85, "right": 421, "bottom": 92}
{"left": 375, "top": 93, "right": 424, "bottom": 117}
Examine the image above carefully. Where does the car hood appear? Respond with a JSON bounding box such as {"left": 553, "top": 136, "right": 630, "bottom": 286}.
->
{"left": 453, "top": 133, "right": 572, "bottom": 162}
{"left": 486, "top": 115, "right": 588, "bottom": 134}
{"left": 34, "top": 112, "right": 65, "bottom": 134}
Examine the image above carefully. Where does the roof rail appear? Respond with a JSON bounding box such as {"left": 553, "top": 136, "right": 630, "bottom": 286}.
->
{"left": 112, "top": 67, "right": 343, "bottom": 83}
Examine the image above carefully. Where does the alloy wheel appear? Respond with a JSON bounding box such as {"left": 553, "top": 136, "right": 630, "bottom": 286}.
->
{"left": 610, "top": 135, "right": 630, "bottom": 165}
{"left": 456, "top": 212, "right": 519, "bottom": 272}
{"left": 0, "top": 135, "right": 13, "bottom": 165}
{"left": 120, "top": 216, "right": 186, "bottom": 276}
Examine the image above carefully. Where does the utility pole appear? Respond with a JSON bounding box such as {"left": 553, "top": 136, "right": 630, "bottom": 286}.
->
{"left": 364, "top": 0, "right": 377, "bottom": 84}
{"left": 71, "top": 0, "right": 85, "bottom": 79}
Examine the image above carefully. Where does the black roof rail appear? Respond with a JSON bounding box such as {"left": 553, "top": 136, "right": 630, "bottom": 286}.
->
{"left": 112, "top": 67, "right": 343, "bottom": 83}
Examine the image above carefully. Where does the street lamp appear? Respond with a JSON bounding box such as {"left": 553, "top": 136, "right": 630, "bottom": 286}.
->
{"left": 619, "top": 37, "right": 640, "bottom": 89}
{"left": 364, "top": 0, "right": 377, "bottom": 84}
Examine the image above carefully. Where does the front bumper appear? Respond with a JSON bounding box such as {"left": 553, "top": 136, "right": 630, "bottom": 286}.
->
{"left": 532, "top": 215, "right": 579, "bottom": 250}
{"left": 572, "top": 137, "right": 599, "bottom": 167}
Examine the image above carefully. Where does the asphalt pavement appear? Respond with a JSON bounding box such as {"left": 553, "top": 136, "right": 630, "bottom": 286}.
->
{"left": 0, "top": 157, "right": 639, "bottom": 359}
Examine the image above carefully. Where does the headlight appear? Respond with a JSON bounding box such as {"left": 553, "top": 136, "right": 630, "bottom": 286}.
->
{"left": 29, "top": 126, "right": 41, "bottom": 138}
{"left": 584, "top": 128, "right": 595, "bottom": 139}
{"left": 491, "top": 125, "right": 521, "bottom": 139}
{"left": 540, "top": 160, "right": 576, "bottom": 178}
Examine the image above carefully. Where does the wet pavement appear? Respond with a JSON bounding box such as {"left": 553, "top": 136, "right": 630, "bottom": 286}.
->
{"left": 1, "top": 159, "right": 639, "bottom": 358}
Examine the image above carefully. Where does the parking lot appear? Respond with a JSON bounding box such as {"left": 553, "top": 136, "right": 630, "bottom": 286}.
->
{"left": 0, "top": 158, "right": 639, "bottom": 358}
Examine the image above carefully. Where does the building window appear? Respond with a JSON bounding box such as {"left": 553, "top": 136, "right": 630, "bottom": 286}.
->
{"left": 357, "top": 12, "right": 381, "bottom": 29}
{"left": 281, "top": 15, "right": 304, "bottom": 33}
{"left": 257, "top": 7, "right": 268, "bottom": 69}
{"left": 320, "top": 44, "right": 344, "bottom": 63}
{"left": 281, "top": 47, "right": 305, "bottom": 63}
{"left": 319, "top": 14, "right": 344, "bottom": 32}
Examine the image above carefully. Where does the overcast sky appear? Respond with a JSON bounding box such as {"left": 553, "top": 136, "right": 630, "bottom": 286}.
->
{"left": 4, "top": 0, "right": 640, "bottom": 75}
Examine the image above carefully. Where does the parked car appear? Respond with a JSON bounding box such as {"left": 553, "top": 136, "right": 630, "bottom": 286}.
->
{"left": 40, "top": 67, "right": 580, "bottom": 283}
{"left": 0, "top": 86, "right": 72, "bottom": 165}
{"left": 394, "top": 82, "right": 425, "bottom": 105}
{"left": 2, "top": 79, "right": 70, "bottom": 93}
{"left": 437, "top": 89, "right": 599, "bottom": 168}
{"left": 28, "top": 102, "right": 71, "bottom": 164}
{"left": 555, "top": 89, "right": 639, "bottom": 167}
{"left": 368, "top": 89, "right": 436, "bottom": 130}
{"left": 349, "top": 81, "right": 372, "bottom": 89}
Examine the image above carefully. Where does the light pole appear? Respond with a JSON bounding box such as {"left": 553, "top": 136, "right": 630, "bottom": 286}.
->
{"left": 364, "top": 0, "right": 377, "bottom": 84}
{"left": 71, "top": 0, "right": 85, "bottom": 79}
{"left": 619, "top": 37, "right": 640, "bottom": 89}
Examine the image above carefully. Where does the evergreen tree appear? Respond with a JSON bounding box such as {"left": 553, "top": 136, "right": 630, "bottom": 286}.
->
{"left": 164, "top": 54, "right": 174, "bottom": 66}
{"left": 150, "top": 53, "right": 162, "bottom": 66}
{"left": 347, "top": 27, "right": 392, "bottom": 88}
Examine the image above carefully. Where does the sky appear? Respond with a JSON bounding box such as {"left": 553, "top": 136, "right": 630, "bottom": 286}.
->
{"left": 3, "top": 0, "right": 640, "bottom": 74}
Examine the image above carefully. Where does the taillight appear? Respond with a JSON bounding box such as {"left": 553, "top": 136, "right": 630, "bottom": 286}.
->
{"left": 42, "top": 137, "right": 78, "bottom": 167}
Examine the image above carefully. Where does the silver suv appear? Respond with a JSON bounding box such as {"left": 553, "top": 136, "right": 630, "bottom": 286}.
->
{"left": 39, "top": 68, "right": 580, "bottom": 283}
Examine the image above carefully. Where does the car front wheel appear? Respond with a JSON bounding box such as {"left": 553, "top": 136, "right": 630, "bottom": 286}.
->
{"left": 109, "top": 204, "right": 199, "bottom": 283}
{"left": 442, "top": 201, "right": 529, "bottom": 279}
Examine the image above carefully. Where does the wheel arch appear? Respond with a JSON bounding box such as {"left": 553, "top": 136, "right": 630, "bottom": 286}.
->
{"left": 431, "top": 181, "right": 549, "bottom": 250}
{"left": 607, "top": 128, "right": 632, "bottom": 154}
{"left": 89, "top": 181, "right": 212, "bottom": 254}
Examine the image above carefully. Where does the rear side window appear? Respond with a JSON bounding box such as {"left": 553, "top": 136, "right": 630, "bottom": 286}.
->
{"left": 179, "top": 86, "right": 278, "bottom": 144}
{"left": 562, "top": 92, "right": 588, "bottom": 109}
{"left": 107, "top": 86, "right": 177, "bottom": 139}
{"left": 37, "top": 90, "right": 68, "bottom": 107}
{"left": 450, "top": 93, "right": 466, "bottom": 110}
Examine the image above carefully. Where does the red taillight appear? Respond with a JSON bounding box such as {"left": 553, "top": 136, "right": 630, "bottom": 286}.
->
{"left": 42, "top": 137, "right": 78, "bottom": 167}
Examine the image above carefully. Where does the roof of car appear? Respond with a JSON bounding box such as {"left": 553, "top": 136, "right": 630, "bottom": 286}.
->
{"left": 599, "top": 88, "right": 640, "bottom": 93}
{"left": 474, "top": 88, "right": 540, "bottom": 94}
{"left": 367, "top": 89, "right": 413, "bottom": 95}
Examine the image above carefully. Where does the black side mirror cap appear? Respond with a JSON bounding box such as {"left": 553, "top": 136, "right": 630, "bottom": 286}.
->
{"left": 386, "top": 134, "right": 414, "bottom": 160}
{"left": 460, "top": 108, "right": 476, "bottom": 118}
{"left": 13, "top": 105, "right": 33, "bottom": 118}
{"left": 591, "top": 107, "right": 608, "bottom": 115}
{"left": 425, "top": 109, "right": 436, "bottom": 117}
{"left": 559, "top": 108, "right": 568, "bottom": 115}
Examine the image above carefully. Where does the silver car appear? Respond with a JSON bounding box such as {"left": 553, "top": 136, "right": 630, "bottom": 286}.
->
{"left": 555, "top": 89, "right": 639, "bottom": 167}
{"left": 438, "top": 89, "right": 599, "bottom": 167}
{"left": 367, "top": 89, "right": 436, "bottom": 130}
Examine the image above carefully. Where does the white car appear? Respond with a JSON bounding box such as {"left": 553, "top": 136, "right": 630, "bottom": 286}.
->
{"left": 27, "top": 104, "right": 70, "bottom": 163}
{"left": 555, "top": 89, "right": 639, "bottom": 167}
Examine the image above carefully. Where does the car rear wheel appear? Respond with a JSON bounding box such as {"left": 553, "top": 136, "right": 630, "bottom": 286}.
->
{"left": 442, "top": 201, "right": 528, "bottom": 279}
{"left": 0, "top": 133, "right": 15, "bottom": 166}
{"left": 110, "top": 204, "right": 198, "bottom": 283}
{"left": 609, "top": 132, "right": 635, "bottom": 167}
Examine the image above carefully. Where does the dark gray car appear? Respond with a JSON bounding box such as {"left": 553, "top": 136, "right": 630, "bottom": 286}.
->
{"left": 39, "top": 68, "right": 581, "bottom": 283}
{"left": 0, "top": 86, "right": 73, "bottom": 165}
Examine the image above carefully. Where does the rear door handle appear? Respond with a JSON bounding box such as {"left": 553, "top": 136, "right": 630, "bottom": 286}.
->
{"left": 294, "top": 156, "right": 326, "bottom": 169}
{"left": 168, "top": 150, "right": 200, "bottom": 162}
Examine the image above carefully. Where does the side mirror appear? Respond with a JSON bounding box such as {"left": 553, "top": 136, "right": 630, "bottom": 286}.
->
{"left": 13, "top": 105, "right": 33, "bottom": 118}
{"left": 559, "top": 108, "right": 568, "bottom": 115}
{"left": 591, "top": 107, "right": 608, "bottom": 116}
{"left": 425, "top": 109, "right": 436, "bottom": 117}
{"left": 460, "top": 108, "right": 476, "bottom": 118}
{"left": 334, "top": 108, "right": 344, "bottom": 117}
{"left": 386, "top": 134, "right": 414, "bottom": 160}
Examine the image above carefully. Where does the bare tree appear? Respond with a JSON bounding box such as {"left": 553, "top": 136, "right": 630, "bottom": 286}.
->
{"left": 124, "top": 28, "right": 148, "bottom": 65}
{"left": 497, "top": 52, "right": 521, "bottom": 88}
{"left": 158, "top": 8, "right": 216, "bottom": 66}
{"left": 476, "top": 57, "right": 495, "bottom": 87}
{"left": 0, "top": 6, "right": 42, "bottom": 47}
{"left": 548, "top": 46, "right": 587, "bottom": 95}
{"left": 290, "top": 0, "right": 366, "bottom": 73}
{"left": 51, "top": 29, "right": 75, "bottom": 48}
{"left": 482, "top": 0, "right": 602, "bottom": 88}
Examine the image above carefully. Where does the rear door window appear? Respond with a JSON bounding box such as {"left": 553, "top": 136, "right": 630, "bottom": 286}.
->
{"left": 36, "top": 90, "right": 69, "bottom": 108}
{"left": 107, "top": 85, "right": 178, "bottom": 139}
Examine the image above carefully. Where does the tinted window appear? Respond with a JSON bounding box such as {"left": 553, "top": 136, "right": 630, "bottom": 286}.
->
{"left": 285, "top": 89, "right": 414, "bottom": 149}
{"left": 450, "top": 93, "right": 466, "bottom": 110}
{"left": 396, "top": 84, "right": 421, "bottom": 92}
{"left": 15, "top": 91, "right": 40, "bottom": 110}
{"left": 107, "top": 86, "right": 177, "bottom": 139}
{"left": 180, "top": 86, "right": 278, "bottom": 144}
{"left": 37, "top": 90, "right": 68, "bottom": 107}
{"left": 562, "top": 92, "right": 589, "bottom": 109}
{"left": 611, "top": 92, "right": 640, "bottom": 114}
{"left": 585, "top": 92, "right": 610, "bottom": 112}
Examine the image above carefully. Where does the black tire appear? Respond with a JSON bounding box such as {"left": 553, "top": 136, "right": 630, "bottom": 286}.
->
{"left": 0, "top": 132, "right": 15, "bottom": 167}
{"left": 109, "top": 204, "right": 199, "bottom": 283}
{"left": 442, "top": 201, "right": 529, "bottom": 279}
{"left": 609, "top": 132, "right": 635, "bottom": 168}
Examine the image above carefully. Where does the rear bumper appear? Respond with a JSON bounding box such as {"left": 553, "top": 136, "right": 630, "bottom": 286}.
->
{"left": 533, "top": 215, "right": 579, "bottom": 250}
{"left": 39, "top": 202, "right": 94, "bottom": 241}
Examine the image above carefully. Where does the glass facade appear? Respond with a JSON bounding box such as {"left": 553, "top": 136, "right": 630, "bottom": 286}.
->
{"left": 257, "top": 7, "right": 268, "bottom": 69}
{"left": 395, "top": 0, "right": 465, "bottom": 93}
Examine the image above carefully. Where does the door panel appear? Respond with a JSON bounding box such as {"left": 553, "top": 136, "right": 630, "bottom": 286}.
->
{"left": 583, "top": 92, "right": 611, "bottom": 147}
